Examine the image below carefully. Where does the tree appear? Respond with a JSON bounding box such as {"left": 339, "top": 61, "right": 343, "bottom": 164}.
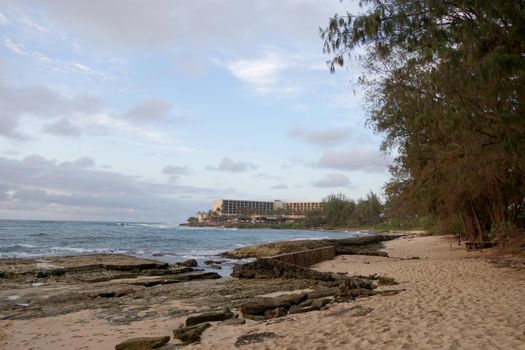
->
{"left": 323, "top": 193, "right": 356, "bottom": 226}
{"left": 353, "top": 191, "right": 383, "bottom": 226}
{"left": 321, "top": 0, "right": 525, "bottom": 240}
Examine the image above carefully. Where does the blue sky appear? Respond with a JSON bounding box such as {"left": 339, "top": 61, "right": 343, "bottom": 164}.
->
{"left": 0, "top": 0, "right": 391, "bottom": 222}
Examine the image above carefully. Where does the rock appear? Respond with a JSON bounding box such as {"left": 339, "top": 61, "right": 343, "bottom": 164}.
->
{"left": 335, "top": 247, "right": 389, "bottom": 257}
{"left": 152, "top": 253, "right": 164, "bottom": 257}
{"left": 204, "top": 260, "right": 223, "bottom": 265}
{"left": 176, "top": 259, "right": 198, "bottom": 267}
{"left": 311, "top": 298, "right": 331, "bottom": 309}
{"left": 263, "top": 307, "right": 287, "bottom": 319}
{"left": 377, "top": 276, "right": 398, "bottom": 286}
{"left": 207, "top": 264, "right": 222, "bottom": 270}
{"left": 306, "top": 287, "right": 339, "bottom": 300}
{"left": 115, "top": 336, "right": 170, "bottom": 350}
{"left": 234, "top": 332, "right": 277, "bottom": 347}
{"left": 222, "top": 318, "right": 246, "bottom": 325}
{"left": 185, "top": 307, "right": 233, "bottom": 326}
{"left": 173, "top": 323, "right": 211, "bottom": 344}
{"left": 240, "top": 293, "right": 307, "bottom": 317}
{"left": 232, "top": 259, "right": 334, "bottom": 281}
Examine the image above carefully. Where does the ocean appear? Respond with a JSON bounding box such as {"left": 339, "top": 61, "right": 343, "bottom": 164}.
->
{"left": 0, "top": 220, "right": 366, "bottom": 275}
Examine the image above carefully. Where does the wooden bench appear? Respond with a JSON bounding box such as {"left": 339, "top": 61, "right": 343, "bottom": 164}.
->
{"left": 465, "top": 241, "right": 497, "bottom": 251}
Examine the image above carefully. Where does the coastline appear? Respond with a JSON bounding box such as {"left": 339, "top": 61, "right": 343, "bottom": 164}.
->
{"left": 1, "top": 234, "right": 524, "bottom": 349}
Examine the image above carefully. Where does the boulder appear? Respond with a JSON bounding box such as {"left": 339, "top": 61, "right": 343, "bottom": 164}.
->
{"left": 222, "top": 318, "right": 246, "bottom": 326}
{"left": 232, "top": 259, "right": 334, "bottom": 281}
{"left": 204, "top": 260, "right": 223, "bottom": 265}
{"left": 234, "top": 332, "right": 277, "bottom": 347}
{"left": 115, "top": 336, "right": 170, "bottom": 350}
{"left": 240, "top": 293, "right": 307, "bottom": 316}
{"left": 185, "top": 307, "right": 233, "bottom": 327}
{"left": 176, "top": 259, "right": 198, "bottom": 267}
{"left": 173, "top": 323, "right": 211, "bottom": 344}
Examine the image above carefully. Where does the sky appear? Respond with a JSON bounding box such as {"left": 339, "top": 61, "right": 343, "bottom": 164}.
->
{"left": 0, "top": 0, "right": 392, "bottom": 223}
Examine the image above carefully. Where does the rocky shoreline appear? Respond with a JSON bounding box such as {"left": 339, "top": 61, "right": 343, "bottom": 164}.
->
{"left": 0, "top": 234, "right": 405, "bottom": 348}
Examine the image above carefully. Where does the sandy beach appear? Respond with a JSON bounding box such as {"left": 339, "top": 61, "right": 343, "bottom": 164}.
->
{"left": 1, "top": 235, "right": 524, "bottom": 349}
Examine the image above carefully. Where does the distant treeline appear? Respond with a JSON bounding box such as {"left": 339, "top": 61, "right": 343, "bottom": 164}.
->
{"left": 321, "top": 1, "right": 525, "bottom": 240}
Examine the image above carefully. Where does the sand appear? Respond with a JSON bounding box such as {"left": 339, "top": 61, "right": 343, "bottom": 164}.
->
{"left": 1, "top": 235, "right": 525, "bottom": 349}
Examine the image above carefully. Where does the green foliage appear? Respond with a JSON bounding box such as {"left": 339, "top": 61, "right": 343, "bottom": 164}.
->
{"left": 187, "top": 216, "right": 198, "bottom": 223}
{"left": 322, "top": 193, "right": 356, "bottom": 226}
{"left": 321, "top": 0, "right": 525, "bottom": 239}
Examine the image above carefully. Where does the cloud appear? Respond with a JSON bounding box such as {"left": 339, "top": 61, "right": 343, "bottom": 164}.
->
{"left": 3, "top": 37, "right": 109, "bottom": 79}
{"left": 0, "top": 155, "right": 224, "bottom": 221}
{"left": 288, "top": 127, "right": 352, "bottom": 146}
{"left": 19, "top": 15, "right": 49, "bottom": 32}
{"left": 36, "top": 1, "right": 348, "bottom": 49}
{"left": 311, "top": 173, "right": 352, "bottom": 188}
{"left": 163, "top": 165, "right": 192, "bottom": 175}
{"left": 315, "top": 149, "right": 391, "bottom": 173}
{"left": 162, "top": 165, "right": 192, "bottom": 183}
{"left": 206, "top": 157, "right": 257, "bottom": 173}
{"left": 271, "top": 183, "right": 288, "bottom": 190}
{"left": 0, "top": 81, "right": 102, "bottom": 138}
{"left": 125, "top": 98, "right": 172, "bottom": 121}
{"left": 0, "top": 81, "right": 174, "bottom": 143}
{"left": 43, "top": 118, "right": 81, "bottom": 137}
{"left": 254, "top": 173, "right": 283, "bottom": 180}
{"left": 226, "top": 50, "right": 290, "bottom": 93}
{"left": 0, "top": 11, "right": 8, "bottom": 26}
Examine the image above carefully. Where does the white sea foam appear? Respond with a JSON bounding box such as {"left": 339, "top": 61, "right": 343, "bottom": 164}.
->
{"left": 6, "top": 295, "right": 20, "bottom": 300}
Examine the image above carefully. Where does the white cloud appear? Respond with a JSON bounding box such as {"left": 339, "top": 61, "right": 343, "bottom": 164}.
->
{"left": 3, "top": 36, "right": 109, "bottom": 79}
{"left": 125, "top": 98, "right": 172, "bottom": 121}
{"left": 271, "top": 183, "right": 288, "bottom": 190}
{"left": 19, "top": 15, "right": 49, "bottom": 32}
{"left": 0, "top": 154, "right": 224, "bottom": 221}
{"left": 312, "top": 173, "right": 352, "bottom": 188}
{"left": 288, "top": 127, "right": 352, "bottom": 146}
{"left": 0, "top": 11, "right": 8, "bottom": 26}
{"left": 226, "top": 50, "right": 289, "bottom": 91}
{"left": 207, "top": 157, "right": 257, "bottom": 173}
{"left": 316, "top": 149, "right": 391, "bottom": 173}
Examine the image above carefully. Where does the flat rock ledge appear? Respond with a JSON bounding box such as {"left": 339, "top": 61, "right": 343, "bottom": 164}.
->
{"left": 115, "top": 336, "right": 170, "bottom": 350}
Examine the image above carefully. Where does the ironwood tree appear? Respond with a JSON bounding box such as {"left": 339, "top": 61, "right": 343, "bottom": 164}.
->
{"left": 321, "top": 0, "right": 525, "bottom": 240}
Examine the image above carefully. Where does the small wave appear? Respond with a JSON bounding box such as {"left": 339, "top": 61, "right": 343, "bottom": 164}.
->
{"left": 0, "top": 244, "right": 38, "bottom": 253}
{"left": 121, "top": 222, "right": 179, "bottom": 229}
{"left": 28, "top": 233, "right": 51, "bottom": 237}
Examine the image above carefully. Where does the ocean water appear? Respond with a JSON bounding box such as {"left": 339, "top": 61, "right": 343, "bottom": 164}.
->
{"left": 0, "top": 220, "right": 366, "bottom": 275}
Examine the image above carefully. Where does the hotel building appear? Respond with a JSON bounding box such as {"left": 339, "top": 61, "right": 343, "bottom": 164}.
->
{"left": 212, "top": 199, "right": 323, "bottom": 215}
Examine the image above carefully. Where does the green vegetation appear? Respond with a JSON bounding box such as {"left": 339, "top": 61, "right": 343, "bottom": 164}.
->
{"left": 321, "top": 0, "right": 525, "bottom": 240}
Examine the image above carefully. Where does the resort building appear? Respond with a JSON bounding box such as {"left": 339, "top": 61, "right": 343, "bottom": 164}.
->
{"left": 286, "top": 201, "right": 325, "bottom": 214}
{"left": 212, "top": 199, "right": 323, "bottom": 215}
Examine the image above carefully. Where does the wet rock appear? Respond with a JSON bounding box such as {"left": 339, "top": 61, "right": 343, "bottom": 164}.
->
{"left": 204, "top": 260, "right": 223, "bottom": 265}
{"left": 115, "top": 336, "right": 170, "bottom": 350}
{"left": 222, "top": 318, "right": 246, "bottom": 325}
{"left": 185, "top": 307, "right": 233, "bottom": 326}
{"left": 176, "top": 259, "right": 198, "bottom": 267}
{"left": 173, "top": 323, "right": 211, "bottom": 344}
{"left": 207, "top": 264, "right": 222, "bottom": 270}
{"left": 234, "top": 332, "right": 278, "bottom": 347}
{"left": 131, "top": 272, "right": 221, "bottom": 287}
{"left": 232, "top": 259, "right": 334, "bottom": 281}
{"left": 240, "top": 293, "right": 307, "bottom": 317}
